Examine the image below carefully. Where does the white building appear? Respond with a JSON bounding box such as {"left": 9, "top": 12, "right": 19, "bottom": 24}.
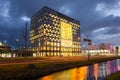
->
{"left": 82, "top": 43, "right": 116, "bottom": 56}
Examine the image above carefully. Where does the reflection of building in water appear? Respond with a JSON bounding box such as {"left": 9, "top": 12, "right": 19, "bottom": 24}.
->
{"left": 105, "top": 62, "right": 109, "bottom": 76}
{"left": 94, "top": 64, "right": 98, "bottom": 80}
{"left": 88, "top": 65, "right": 95, "bottom": 80}
{"left": 117, "top": 59, "right": 120, "bottom": 70}
{"left": 112, "top": 60, "right": 118, "bottom": 73}
{"left": 102, "top": 62, "right": 108, "bottom": 77}
{"left": 71, "top": 67, "right": 88, "bottom": 80}
{"left": 107, "top": 61, "right": 111, "bottom": 75}
{"left": 39, "top": 59, "right": 120, "bottom": 80}
{"left": 78, "top": 66, "right": 88, "bottom": 80}
{"left": 98, "top": 63, "right": 103, "bottom": 78}
{"left": 39, "top": 69, "right": 71, "bottom": 80}
{"left": 30, "top": 6, "right": 81, "bottom": 57}
{"left": 108, "top": 60, "right": 118, "bottom": 75}
{"left": 39, "top": 75, "right": 52, "bottom": 80}
{"left": 71, "top": 68, "right": 77, "bottom": 80}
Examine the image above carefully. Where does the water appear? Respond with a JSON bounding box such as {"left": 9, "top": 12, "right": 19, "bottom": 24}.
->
{"left": 39, "top": 59, "right": 120, "bottom": 80}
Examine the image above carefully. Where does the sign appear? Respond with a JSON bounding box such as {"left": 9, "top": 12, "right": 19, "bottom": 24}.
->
{"left": 84, "top": 38, "right": 92, "bottom": 42}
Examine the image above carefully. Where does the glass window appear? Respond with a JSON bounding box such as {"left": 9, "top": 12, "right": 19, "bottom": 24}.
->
{"left": 43, "top": 46, "right": 46, "bottom": 50}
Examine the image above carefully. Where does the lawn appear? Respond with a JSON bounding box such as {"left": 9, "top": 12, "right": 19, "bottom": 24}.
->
{"left": 104, "top": 71, "right": 120, "bottom": 80}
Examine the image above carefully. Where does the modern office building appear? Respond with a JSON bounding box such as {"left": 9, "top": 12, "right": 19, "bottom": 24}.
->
{"left": 30, "top": 6, "right": 81, "bottom": 56}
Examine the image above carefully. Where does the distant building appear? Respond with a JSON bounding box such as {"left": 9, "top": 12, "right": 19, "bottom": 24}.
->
{"left": 116, "top": 46, "right": 120, "bottom": 55}
{"left": 83, "top": 43, "right": 115, "bottom": 55}
{"left": 30, "top": 6, "right": 81, "bottom": 56}
{"left": 13, "top": 49, "right": 33, "bottom": 57}
{"left": 0, "top": 42, "right": 12, "bottom": 57}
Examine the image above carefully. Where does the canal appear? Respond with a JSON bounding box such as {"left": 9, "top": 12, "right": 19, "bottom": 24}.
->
{"left": 38, "top": 59, "right": 120, "bottom": 80}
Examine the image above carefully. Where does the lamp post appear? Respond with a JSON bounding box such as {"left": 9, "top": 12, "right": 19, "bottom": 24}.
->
{"left": 116, "top": 46, "right": 119, "bottom": 55}
{"left": 4, "top": 40, "right": 7, "bottom": 45}
{"left": 15, "top": 38, "right": 19, "bottom": 57}
{"left": 84, "top": 37, "right": 92, "bottom": 60}
{"left": 77, "top": 36, "right": 80, "bottom": 56}
{"left": 83, "top": 37, "right": 92, "bottom": 80}
{"left": 16, "top": 38, "right": 19, "bottom": 50}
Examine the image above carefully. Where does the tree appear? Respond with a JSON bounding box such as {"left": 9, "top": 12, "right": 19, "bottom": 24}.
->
{"left": 21, "top": 22, "right": 29, "bottom": 56}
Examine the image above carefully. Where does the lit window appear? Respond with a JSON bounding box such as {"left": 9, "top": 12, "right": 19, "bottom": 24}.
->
{"left": 43, "top": 46, "right": 46, "bottom": 50}
{"left": 57, "top": 43, "right": 60, "bottom": 46}
{"left": 47, "top": 47, "right": 50, "bottom": 50}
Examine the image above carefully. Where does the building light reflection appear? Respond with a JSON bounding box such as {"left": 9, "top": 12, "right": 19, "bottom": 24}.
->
{"left": 94, "top": 63, "right": 98, "bottom": 80}
{"left": 39, "top": 59, "right": 120, "bottom": 80}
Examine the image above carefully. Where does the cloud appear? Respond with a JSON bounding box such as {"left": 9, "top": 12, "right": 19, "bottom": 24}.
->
{"left": 91, "top": 26, "right": 120, "bottom": 45}
{"left": 0, "top": 0, "right": 10, "bottom": 18}
{"left": 0, "top": 0, "right": 120, "bottom": 47}
{"left": 96, "top": 0, "right": 120, "bottom": 17}
{"left": 92, "top": 27, "right": 111, "bottom": 34}
{"left": 89, "top": 27, "right": 120, "bottom": 45}
{"left": 92, "top": 27, "right": 111, "bottom": 39}
{"left": 21, "top": 16, "right": 30, "bottom": 22}
{"left": 59, "top": 6, "right": 71, "bottom": 15}
{"left": 94, "top": 33, "right": 120, "bottom": 40}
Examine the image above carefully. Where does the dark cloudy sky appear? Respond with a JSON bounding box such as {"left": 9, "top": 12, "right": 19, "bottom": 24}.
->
{"left": 0, "top": 0, "right": 120, "bottom": 48}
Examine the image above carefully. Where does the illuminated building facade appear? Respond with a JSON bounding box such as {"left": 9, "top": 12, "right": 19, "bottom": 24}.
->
{"left": 116, "top": 46, "right": 120, "bottom": 55}
{"left": 83, "top": 43, "right": 115, "bottom": 55}
{"left": 30, "top": 6, "right": 81, "bottom": 56}
{"left": 0, "top": 42, "right": 12, "bottom": 57}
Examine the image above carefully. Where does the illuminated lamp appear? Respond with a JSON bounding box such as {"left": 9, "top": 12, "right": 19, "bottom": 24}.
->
{"left": 0, "top": 42, "right": 2, "bottom": 46}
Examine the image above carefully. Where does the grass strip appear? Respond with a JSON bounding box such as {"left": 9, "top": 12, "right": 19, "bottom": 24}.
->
{"left": 104, "top": 71, "right": 120, "bottom": 80}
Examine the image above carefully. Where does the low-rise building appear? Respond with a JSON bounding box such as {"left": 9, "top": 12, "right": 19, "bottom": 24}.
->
{"left": 0, "top": 42, "right": 12, "bottom": 57}
{"left": 83, "top": 43, "right": 116, "bottom": 55}
{"left": 116, "top": 46, "right": 120, "bottom": 55}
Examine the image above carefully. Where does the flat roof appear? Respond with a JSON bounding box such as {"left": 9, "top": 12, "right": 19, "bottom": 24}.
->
{"left": 31, "top": 6, "right": 80, "bottom": 24}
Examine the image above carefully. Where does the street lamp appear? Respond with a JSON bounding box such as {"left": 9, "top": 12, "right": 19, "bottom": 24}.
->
{"left": 16, "top": 38, "right": 19, "bottom": 50}
{"left": 83, "top": 37, "right": 92, "bottom": 60}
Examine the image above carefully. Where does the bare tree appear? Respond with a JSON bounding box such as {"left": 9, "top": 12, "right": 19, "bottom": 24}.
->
{"left": 21, "top": 22, "right": 29, "bottom": 56}
{"left": 24, "top": 22, "right": 28, "bottom": 50}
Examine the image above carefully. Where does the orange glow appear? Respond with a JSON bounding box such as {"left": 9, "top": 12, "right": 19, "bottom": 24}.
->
{"left": 39, "top": 70, "right": 72, "bottom": 80}
{"left": 71, "top": 66, "right": 88, "bottom": 80}
{"left": 39, "top": 75, "right": 52, "bottom": 80}
{"left": 94, "top": 64, "right": 98, "bottom": 80}
{"left": 77, "top": 66, "right": 88, "bottom": 80}
{"left": 71, "top": 68, "right": 77, "bottom": 80}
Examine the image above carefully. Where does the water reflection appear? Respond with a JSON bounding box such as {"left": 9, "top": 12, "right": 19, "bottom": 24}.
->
{"left": 71, "top": 66, "right": 88, "bottom": 80}
{"left": 94, "top": 64, "right": 98, "bottom": 80}
{"left": 39, "top": 59, "right": 120, "bottom": 80}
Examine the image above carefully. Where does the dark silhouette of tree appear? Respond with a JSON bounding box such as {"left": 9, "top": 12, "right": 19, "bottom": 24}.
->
{"left": 21, "top": 22, "right": 29, "bottom": 56}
